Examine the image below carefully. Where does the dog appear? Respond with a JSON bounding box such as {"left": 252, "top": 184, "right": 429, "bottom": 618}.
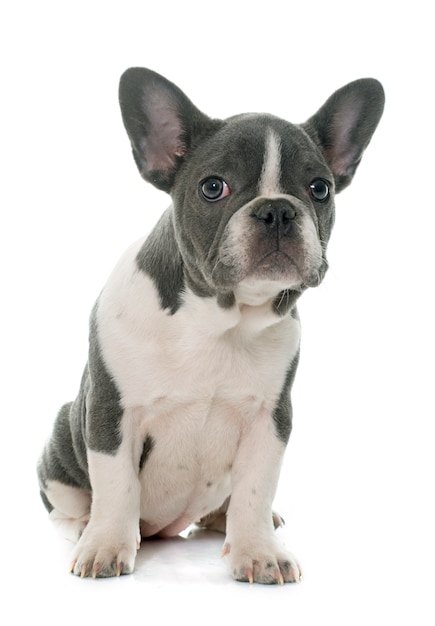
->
{"left": 37, "top": 68, "right": 384, "bottom": 583}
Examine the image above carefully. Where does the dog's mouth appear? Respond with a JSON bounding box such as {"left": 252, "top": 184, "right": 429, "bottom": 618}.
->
{"left": 254, "top": 249, "right": 293, "bottom": 273}
{"left": 211, "top": 244, "right": 325, "bottom": 293}
{"left": 249, "top": 246, "right": 324, "bottom": 289}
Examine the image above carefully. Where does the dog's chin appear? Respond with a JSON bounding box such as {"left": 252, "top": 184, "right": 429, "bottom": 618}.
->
{"left": 229, "top": 253, "right": 322, "bottom": 306}
{"left": 249, "top": 251, "right": 324, "bottom": 289}
{"left": 252, "top": 251, "right": 300, "bottom": 280}
{"left": 211, "top": 251, "right": 325, "bottom": 301}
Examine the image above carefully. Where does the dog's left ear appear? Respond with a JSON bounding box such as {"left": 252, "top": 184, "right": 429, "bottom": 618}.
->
{"left": 119, "top": 68, "right": 215, "bottom": 192}
{"left": 303, "top": 78, "right": 385, "bottom": 193}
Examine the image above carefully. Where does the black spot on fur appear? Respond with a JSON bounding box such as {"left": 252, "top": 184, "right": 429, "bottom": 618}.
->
{"left": 273, "top": 349, "right": 300, "bottom": 443}
{"left": 139, "top": 435, "right": 155, "bottom": 470}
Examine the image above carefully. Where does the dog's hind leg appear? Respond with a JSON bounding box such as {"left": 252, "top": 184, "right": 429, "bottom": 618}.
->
{"left": 37, "top": 398, "right": 92, "bottom": 542}
{"left": 43, "top": 481, "right": 92, "bottom": 543}
{"left": 196, "top": 498, "right": 230, "bottom": 534}
{"left": 197, "top": 498, "right": 285, "bottom": 534}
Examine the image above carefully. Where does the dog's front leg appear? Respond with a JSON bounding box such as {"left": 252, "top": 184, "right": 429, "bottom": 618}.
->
{"left": 223, "top": 409, "right": 302, "bottom": 584}
{"left": 70, "top": 438, "right": 141, "bottom": 578}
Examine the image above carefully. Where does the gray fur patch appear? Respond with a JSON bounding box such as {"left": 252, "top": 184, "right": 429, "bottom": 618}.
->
{"left": 37, "top": 396, "right": 91, "bottom": 510}
{"left": 217, "top": 291, "right": 236, "bottom": 309}
{"left": 136, "top": 209, "right": 185, "bottom": 314}
{"left": 37, "top": 301, "right": 124, "bottom": 510}
{"left": 85, "top": 302, "right": 123, "bottom": 453}
{"left": 273, "top": 347, "right": 300, "bottom": 443}
{"left": 273, "top": 289, "right": 303, "bottom": 316}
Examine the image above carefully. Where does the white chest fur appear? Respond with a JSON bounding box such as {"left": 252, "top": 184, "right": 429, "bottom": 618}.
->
{"left": 95, "top": 238, "right": 300, "bottom": 533}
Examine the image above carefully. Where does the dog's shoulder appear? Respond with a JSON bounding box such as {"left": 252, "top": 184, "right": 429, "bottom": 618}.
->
{"left": 135, "top": 209, "right": 185, "bottom": 314}
{"left": 96, "top": 210, "right": 180, "bottom": 322}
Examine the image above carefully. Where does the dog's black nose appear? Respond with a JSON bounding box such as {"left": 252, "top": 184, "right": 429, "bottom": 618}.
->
{"left": 252, "top": 200, "right": 296, "bottom": 236}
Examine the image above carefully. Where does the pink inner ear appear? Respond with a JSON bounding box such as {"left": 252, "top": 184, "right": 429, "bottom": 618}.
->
{"left": 328, "top": 97, "right": 363, "bottom": 176}
{"left": 328, "top": 144, "right": 360, "bottom": 177}
{"left": 143, "top": 94, "right": 186, "bottom": 172}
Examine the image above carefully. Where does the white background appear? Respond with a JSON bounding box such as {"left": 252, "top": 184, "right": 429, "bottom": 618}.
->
{"left": 1, "top": 1, "right": 434, "bottom": 624}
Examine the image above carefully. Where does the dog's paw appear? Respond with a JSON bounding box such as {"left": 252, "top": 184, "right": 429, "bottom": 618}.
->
{"left": 223, "top": 538, "right": 302, "bottom": 585}
{"left": 69, "top": 523, "right": 140, "bottom": 578}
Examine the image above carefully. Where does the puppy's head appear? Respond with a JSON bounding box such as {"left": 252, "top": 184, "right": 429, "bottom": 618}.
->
{"left": 119, "top": 68, "right": 384, "bottom": 309}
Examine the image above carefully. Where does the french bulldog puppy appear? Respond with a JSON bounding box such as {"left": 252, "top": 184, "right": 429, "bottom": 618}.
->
{"left": 37, "top": 68, "right": 384, "bottom": 583}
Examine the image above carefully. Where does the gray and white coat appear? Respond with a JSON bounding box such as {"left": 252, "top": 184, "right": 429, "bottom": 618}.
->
{"left": 38, "top": 68, "right": 384, "bottom": 583}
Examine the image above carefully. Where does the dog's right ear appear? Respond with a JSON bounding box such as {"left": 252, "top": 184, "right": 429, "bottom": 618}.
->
{"left": 303, "top": 78, "right": 385, "bottom": 193}
{"left": 119, "top": 68, "right": 213, "bottom": 192}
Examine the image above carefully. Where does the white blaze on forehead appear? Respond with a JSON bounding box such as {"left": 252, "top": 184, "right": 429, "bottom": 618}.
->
{"left": 258, "top": 128, "right": 282, "bottom": 196}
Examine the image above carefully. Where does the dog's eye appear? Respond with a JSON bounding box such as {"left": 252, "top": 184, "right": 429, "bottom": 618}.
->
{"left": 201, "top": 177, "right": 230, "bottom": 202}
{"left": 309, "top": 179, "right": 330, "bottom": 203}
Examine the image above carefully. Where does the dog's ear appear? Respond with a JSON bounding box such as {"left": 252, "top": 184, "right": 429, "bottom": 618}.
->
{"left": 119, "top": 68, "right": 214, "bottom": 192}
{"left": 303, "top": 78, "right": 385, "bottom": 193}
